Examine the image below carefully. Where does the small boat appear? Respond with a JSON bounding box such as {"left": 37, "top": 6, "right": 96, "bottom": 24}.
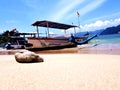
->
{"left": 26, "top": 20, "right": 79, "bottom": 51}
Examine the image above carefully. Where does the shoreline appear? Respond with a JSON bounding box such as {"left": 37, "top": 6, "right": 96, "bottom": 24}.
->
{"left": 0, "top": 43, "right": 120, "bottom": 55}
{"left": 35, "top": 43, "right": 120, "bottom": 55}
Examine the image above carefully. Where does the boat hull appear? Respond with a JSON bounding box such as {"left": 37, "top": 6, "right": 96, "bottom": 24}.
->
{"left": 26, "top": 37, "right": 76, "bottom": 51}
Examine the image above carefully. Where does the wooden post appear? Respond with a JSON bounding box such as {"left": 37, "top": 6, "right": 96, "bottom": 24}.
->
{"left": 74, "top": 27, "right": 76, "bottom": 36}
{"left": 45, "top": 29, "right": 47, "bottom": 38}
{"left": 64, "top": 30, "right": 66, "bottom": 34}
{"left": 36, "top": 26, "right": 39, "bottom": 37}
{"left": 47, "top": 22, "right": 49, "bottom": 37}
{"left": 72, "top": 22, "right": 76, "bottom": 36}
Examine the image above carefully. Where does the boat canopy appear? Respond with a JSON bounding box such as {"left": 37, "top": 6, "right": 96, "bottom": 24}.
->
{"left": 32, "top": 20, "right": 77, "bottom": 30}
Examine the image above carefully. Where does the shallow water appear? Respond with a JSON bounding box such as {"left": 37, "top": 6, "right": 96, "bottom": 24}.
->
{"left": 89, "top": 34, "right": 120, "bottom": 44}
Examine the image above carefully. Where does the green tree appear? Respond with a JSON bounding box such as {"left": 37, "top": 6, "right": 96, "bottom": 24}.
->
{"left": 0, "top": 29, "right": 19, "bottom": 45}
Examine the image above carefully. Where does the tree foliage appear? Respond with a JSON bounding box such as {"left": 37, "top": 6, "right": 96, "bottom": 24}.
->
{"left": 0, "top": 29, "right": 19, "bottom": 44}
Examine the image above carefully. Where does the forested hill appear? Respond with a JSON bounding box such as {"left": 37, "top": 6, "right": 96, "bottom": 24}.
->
{"left": 100, "top": 24, "right": 120, "bottom": 35}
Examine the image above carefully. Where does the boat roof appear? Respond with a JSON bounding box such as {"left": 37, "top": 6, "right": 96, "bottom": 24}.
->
{"left": 32, "top": 20, "right": 77, "bottom": 30}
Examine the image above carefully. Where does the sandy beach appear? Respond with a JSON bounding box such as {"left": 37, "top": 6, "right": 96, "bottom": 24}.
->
{"left": 0, "top": 53, "right": 120, "bottom": 90}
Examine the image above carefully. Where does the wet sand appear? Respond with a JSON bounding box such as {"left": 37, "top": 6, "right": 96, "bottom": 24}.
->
{"left": 77, "top": 44, "right": 120, "bottom": 55}
{"left": 35, "top": 44, "right": 120, "bottom": 55}
{"left": 0, "top": 54, "right": 120, "bottom": 90}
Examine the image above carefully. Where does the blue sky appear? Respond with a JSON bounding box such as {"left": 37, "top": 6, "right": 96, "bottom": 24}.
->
{"left": 0, "top": 0, "right": 120, "bottom": 34}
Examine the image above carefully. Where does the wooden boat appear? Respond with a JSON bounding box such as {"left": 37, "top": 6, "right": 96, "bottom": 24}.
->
{"left": 26, "top": 20, "right": 79, "bottom": 51}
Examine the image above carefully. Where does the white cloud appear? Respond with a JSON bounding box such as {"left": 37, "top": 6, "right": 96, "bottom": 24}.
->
{"left": 50, "top": 0, "right": 85, "bottom": 21}
{"left": 80, "top": 18, "right": 120, "bottom": 31}
{"left": 79, "top": 0, "right": 107, "bottom": 16}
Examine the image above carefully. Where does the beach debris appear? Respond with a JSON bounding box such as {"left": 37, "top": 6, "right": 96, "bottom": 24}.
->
{"left": 14, "top": 51, "right": 44, "bottom": 63}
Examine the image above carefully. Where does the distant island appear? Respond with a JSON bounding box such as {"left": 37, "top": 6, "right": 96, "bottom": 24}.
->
{"left": 76, "top": 24, "right": 120, "bottom": 37}
{"left": 100, "top": 24, "right": 120, "bottom": 35}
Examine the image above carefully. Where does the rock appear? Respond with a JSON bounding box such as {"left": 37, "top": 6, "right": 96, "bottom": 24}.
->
{"left": 15, "top": 51, "right": 44, "bottom": 63}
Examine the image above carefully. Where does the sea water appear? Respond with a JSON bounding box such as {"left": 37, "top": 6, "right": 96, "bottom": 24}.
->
{"left": 89, "top": 34, "right": 120, "bottom": 44}
{"left": 87, "top": 34, "right": 120, "bottom": 51}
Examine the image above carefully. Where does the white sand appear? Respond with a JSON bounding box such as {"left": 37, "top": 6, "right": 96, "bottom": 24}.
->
{"left": 0, "top": 54, "right": 120, "bottom": 90}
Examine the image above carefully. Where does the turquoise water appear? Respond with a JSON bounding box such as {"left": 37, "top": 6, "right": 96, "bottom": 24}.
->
{"left": 89, "top": 34, "right": 120, "bottom": 44}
